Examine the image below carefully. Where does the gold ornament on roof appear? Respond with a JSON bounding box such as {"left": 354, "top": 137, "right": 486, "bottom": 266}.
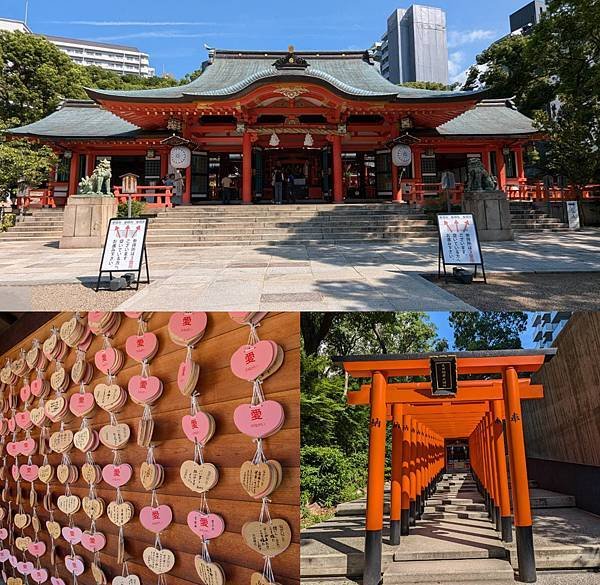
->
{"left": 274, "top": 87, "right": 309, "bottom": 100}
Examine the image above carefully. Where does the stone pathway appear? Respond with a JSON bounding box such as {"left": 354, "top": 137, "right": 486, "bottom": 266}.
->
{"left": 301, "top": 474, "right": 600, "bottom": 584}
{"left": 0, "top": 230, "right": 599, "bottom": 310}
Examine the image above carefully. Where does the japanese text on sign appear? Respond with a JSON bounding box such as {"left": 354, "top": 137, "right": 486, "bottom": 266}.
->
{"left": 101, "top": 219, "right": 147, "bottom": 272}
{"left": 437, "top": 214, "right": 482, "bottom": 265}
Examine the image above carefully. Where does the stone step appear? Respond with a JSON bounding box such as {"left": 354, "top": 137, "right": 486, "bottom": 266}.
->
{"left": 424, "top": 504, "right": 487, "bottom": 512}
{"left": 420, "top": 511, "right": 491, "bottom": 521}
{"left": 146, "top": 227, "right": 436, "bottom": 237}
{"left": 149, "top": 218, "right": 432, "bottom": 226}
{"left": 383, "top": 558, "right": 514, "bottom": 584}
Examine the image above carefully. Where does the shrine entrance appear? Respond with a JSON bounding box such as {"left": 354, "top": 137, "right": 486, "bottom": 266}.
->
{"left": 335, "top": 349, "right": 557, "bottom": 585}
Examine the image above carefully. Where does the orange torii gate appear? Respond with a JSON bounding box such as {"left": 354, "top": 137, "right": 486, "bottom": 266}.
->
{"left": 335, "top": 349, "right": 557, "bottom": 585}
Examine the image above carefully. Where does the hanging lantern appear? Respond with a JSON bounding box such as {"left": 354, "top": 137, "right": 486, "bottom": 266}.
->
{"left": 304, "top": 132, "right": 314, "bottom": 147}
{"left": 269, "top": 132, "right": 280, "bottom": 147}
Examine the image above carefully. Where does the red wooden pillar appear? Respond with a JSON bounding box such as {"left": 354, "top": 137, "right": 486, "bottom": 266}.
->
{"left": 412, "top": 148, "right": 422, "bottom": 205}
{"left": 492, "top": 400, "right": 513, "bottom": 543}
{"left": 482, "top": 148, "right": 491, "bottom": 172}
{"left": 332, "top": 134, "right": 343, "bottom": 203}
{"left": 86, "top": 153, "right": 95, "bottom": 176}
{"left": 364, "top": 371, "right": 388, "bottom": 585}
{"left": 68, "top": 153, "right": 79, "bottom": 196}
{"left": 503, "top": 367, "right": 536, "bottom": 583}
{"left": 516, "top": 147, "right": 526, "bottom": 181}
{"left": 160, "top": 150, "right": 169, "bottom": 179}
{"left": 242, "top": 132, "right": 253, "bottom": 205}
{"left": 390, "top": 403, "right": 403, "bottom": 545}
{"left": 497, "top": 148, "right": 507, "bottom": 190}
{"left": 183, "top": 165, "right": 192, "bottom": 205}
{"left": 409, "top": 417, "right": 417, "bottom": 526}
{"left": 401, "top": 413, "right": 411, "bottom": 535}
{"left": 391, "top": 161, "right": 401, "bottom": 203}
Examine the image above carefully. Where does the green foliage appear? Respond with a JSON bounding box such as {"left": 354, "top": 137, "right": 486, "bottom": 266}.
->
{"left": 117, "top": 200, "right": 146, "bottom": 218}
{"left": 301, "top": 446, "right": 367, "bottom": 507}
{"left": 462, "top": 35, "right": 554, "bottom": 117}
{"left": 0, "top": 31, "right": 87, "bottom": 127}
{"left": 1, "top": 212, "right": 16, "bottom": 232}
{"left": 401, "top": 81, "right": 459, "bottom": 92}
{"left": 82, "top": 66, "right": 179, "bottom": 91}
{"left": 0, "top": 140, "right": 58, "bottom": 193}
{"left": 449, "top": 312, "right": 528, "bottom": 351}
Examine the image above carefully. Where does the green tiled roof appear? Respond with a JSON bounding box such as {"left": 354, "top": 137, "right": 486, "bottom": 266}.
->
{"left": 438, "top": 99, "right": 538, "bottom": 136}
{"left": 7, "top": 100, "right": 140, "bottom": 139}
{"left": 86, "top": 49, "right": 482, "bottom": 103}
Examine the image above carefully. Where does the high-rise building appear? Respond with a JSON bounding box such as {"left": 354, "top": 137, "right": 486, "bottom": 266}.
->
{"left": 378, "top": 5, "right": 448, "bottom": 86}
{"left": 510, "top": 1, "right": 547, "bottom": 34}
{"left": 42, "top": 36, "right": 155, "bottom": 78}
{"left": 532, "top": 312, "right": 571, "bottom": 348}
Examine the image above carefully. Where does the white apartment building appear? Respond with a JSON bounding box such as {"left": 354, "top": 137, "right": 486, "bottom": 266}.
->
{"left": 42, "top": 36, "right": 155, "bottom": 77}
{"left": 0, "top": 17, "right": 32, "bottom": 33}
{"left": 532, "top": 312, "right": 571, "bottom": 348}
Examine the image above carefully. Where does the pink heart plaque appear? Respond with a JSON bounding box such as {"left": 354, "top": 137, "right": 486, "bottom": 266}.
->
{"left": 9, "top": 554, "right": 18, "bottom": 567}
{"left": 19, "top": 384, "right": 31, "bottom": 403}
{"left": 168, "top": 312, "right": 208, "bottom": 345}
{"left": 187, "top": 511, "right": 225, "bottom": 540}
{"left": 30, "top": 379, "right": 45, "bottom": 398}
{"left": 69, "top": 392, "right": 95, "bottom": 418}
{"left": 182, "top": 413, "right": 213, "bottom": 444}
{"left": 0, "top": 549, "right": 9, "bottom": 561}
{"left": 128, "top": 375, "right": 161, "bottom": 405}
{"left": 230, "top": 341, "right": 275, "bottom": 381}
{"left": 125, "top": 333, "right": 158, "bottom": 362}
{"left": 61, "top": 526, "right": 83, "bottom": 545}
{"left": 19, "top": 464, "right": 39, "bottom": 482}
{"left": 6, "top": 441, "right": 20, "bottom": 457}
{"left": 81, "top": 531, "right": 106, "bottom": 553}
{"left": 102, "top": 463, "right": 132, "bottom": 488}
{"left": 139, "top": 505, "right": 172, "bottom": 534}
{"left": 65, "top": 555, "right": 84, "bottom": 576}
{"left": 94, "top": 348, "right": 118, "bottom": 375}
{"left": 51, "top": 577, "right": 67, "bottom": 585}
{"left": 31, "top": 568, "right": 49, "bottom": 584}
{"left": 11, "top": 465, "right": 19, "bottom": 481}
{"left": 17, "top": 561, "right": 34, "bottom": 576}
{"left": 27, "top": 540, "right": 46, "bottom": 558}
{"left": 233, "top": 401, "right": 285, "bottom": 438}
{"left": 20, "top": 437, "right": 37, "bottom": 456}
{"left": 0, "top": 527, "right": 8, "bottom": 540}
{"left": 16, "top": 411, "right": 32, "bottom": 430}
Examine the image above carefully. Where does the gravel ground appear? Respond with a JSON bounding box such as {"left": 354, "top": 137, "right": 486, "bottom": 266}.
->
{"left": 30, "top": 284, "right": 143, "bottom": 311}
{"left": 425, "top": 272, "right": 600, "bottom": 311}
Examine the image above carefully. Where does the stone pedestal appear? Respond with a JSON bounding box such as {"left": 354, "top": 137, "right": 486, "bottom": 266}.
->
{"left": 462, "top": 190, "right": 514, "bottom": 241}
{"left": 60, "top": 196, "right": 118, "bottom": 249}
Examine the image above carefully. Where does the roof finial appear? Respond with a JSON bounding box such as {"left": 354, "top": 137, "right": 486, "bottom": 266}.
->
{"left": 288, "top": 45, "right": 295, "bottom": 53}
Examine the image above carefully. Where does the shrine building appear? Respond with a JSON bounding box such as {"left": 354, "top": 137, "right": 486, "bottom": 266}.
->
{"left": 8, "top": 47, "right": 542, "bottom": 206}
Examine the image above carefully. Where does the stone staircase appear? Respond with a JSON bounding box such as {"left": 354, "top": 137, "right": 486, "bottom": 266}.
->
{"left": 509, "top": 202, "right": 569, "bottom": 232}
{"left": 0, "top": 208, "right": 64, "bottom": 243}
{"left": 145, "top": 204, "right": 437, "bottom": 247}
{"left": 301, "top": 472, "right": 600, "bottom": 585}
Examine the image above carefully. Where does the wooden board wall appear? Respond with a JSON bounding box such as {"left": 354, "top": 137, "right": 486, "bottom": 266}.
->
{"left": 525, "top": 312, "right": 600, "bottom": 468}
{"left": 0, "top": 312, "right": 300, "bottom": 585}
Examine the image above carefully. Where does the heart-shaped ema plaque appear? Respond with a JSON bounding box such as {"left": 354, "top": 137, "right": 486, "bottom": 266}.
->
{"left": 46, "top": 520, "right": 61, "bottom": 540}
{"left": 250, "top": 573, "right": 283, "bottom": 585}
{"left": 64, "top": 555, "right": 85, "bottom": 577}
{"left": 194, "top": 557, "right": 225, "bottom": 585}
{"left": 57, "top": 494, "right": 81, "bottom": 516}
{"left": 168, "top": 313, "right": 208, "bottom": 346}
{"left": 233, "top": 401, "right": 285, "bottom": 439}
{"left": 93, "top": 383, "right": 127, "bottom": 413}
{"left": 112, "top": 576, "right": 141, "bottom": 585}
{"left": 49, "top": 430, "right": 73, "bottom": 454}
{"left": 139, "top": 505, "right": 172, "bottom": 534}
{"left": 82, "top": 496, "right": 105, "bottom": 520}
{"left": 241, "top": 519, "right": 292, "bottom": 558}
{"left": 107, "top": 501, "right": 134, "bottom": 527}
{"left": 180, "top": 460, "right": 218, "bottom": 494}
{"left": 99, "top": 423, "right": 130, "bottom": 450}
{"left": 142, "top": 547, "right": 175, "bottom": 575}
{"left": 187, "top": 511, "right": 225, "bottom": 541}
{"left": 15, "top": 536, "right": 32, "bottom": 552}
{"left": 125, "top": 333, "right": 159, "bottom": 363}
{"left": 14, "top": 513, "right": 30, "bottom": 529}
{"left": 69, "top": 392, "right": 95, "bottom": 418}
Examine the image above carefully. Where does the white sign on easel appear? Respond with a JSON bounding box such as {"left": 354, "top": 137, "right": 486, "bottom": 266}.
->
{"left": 566, "top": 201, "right": 580, "bottom": 230}
{"left": 437, "top": 213, "right": 487, "bottom": 282}
{"left": 96, "top": 218, "right": 150, "bottom": 290}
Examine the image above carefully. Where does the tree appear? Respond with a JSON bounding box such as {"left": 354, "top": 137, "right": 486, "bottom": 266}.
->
{"left": 401, "top": 81, "right": 460, "bottom": 92}
{"left": 449, "top": 312, "right": 528, "bottom": 351}
{"left": 0, "top": 31, "right": 87, "bottom": 127}
{"left": 82, "top": 66, "right": 179, "bottom": 91}
{"left": 528, "top": 0, "right": 600, "bottom": 190}
{"left": 461, "top": 34, "right": 554, "bottom": 117}
{"left": 0, "top": 139, "right": 57, "bottom": 194}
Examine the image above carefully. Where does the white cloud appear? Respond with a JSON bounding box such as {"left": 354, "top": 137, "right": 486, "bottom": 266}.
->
{"left": 448, "top": 29, "right": 496, "bottom": 48}
{"left": 448, "top": 51, "right": 466, "bottom": 78}
{"left": 49, "top": 21, "right": 216, "bottom": 26}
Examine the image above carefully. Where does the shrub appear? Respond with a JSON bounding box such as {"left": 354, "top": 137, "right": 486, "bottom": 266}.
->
{"left": 0, "top": 212, "right": 15, "bottom": 232}
{"left": 117, "top": 200, "right": 146, "bottom": 218}
{"left": 301, "top": 446, "right": 367, "bottom": 508}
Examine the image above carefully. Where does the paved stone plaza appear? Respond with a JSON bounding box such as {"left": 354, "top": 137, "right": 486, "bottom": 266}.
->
{"left": 0, "top": 230, "right": 599, "bottom": 311}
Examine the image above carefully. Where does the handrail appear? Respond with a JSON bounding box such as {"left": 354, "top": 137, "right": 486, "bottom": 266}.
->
{"left": 113, "top": 185, "right": 174, "bottom": 208}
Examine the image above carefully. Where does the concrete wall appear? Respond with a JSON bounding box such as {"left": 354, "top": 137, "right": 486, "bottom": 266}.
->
{"left": 524, "top": 313, "right": 600, "bottom": 513}
{"left": 532, "top": 200, "right": 600, "bottom": 227}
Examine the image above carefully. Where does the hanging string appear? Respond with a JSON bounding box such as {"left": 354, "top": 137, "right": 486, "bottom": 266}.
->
{"left": 251, "top": 379, "right": 266, "bottom": 406}
{"left": 252, "top": 438, "right": 267, "bottom": 465}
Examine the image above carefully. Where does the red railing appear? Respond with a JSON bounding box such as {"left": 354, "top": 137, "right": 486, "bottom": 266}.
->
{"left": 408, "top": 183, "right": 465, "bottom": 206}
{"left": 17, "top": 189, "right": 62, "bottom": 209}
{"left": 113, "top": 186, "right": 174, "bottom": 208}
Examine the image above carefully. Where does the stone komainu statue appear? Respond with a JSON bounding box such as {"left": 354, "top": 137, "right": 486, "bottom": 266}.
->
{"left": 78, "top": 159, "right": 113, "bottom": 196}
{"left": 466, "top": 157, "right": 497, "bottom": 192}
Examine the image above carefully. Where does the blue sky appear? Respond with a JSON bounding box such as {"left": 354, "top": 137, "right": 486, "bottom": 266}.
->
{"left": 428, "top": 313, "right": 538, "bottom": 350}
{"left": 3, "top": 0, "right": 528, "bottom": 80}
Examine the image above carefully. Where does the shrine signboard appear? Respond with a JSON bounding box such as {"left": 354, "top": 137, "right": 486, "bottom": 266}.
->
{"left": 96, "top": 218, "right": 150, "bottom": 290}
{"left": 437, "top": 213, "right": 487, "bottom": 283}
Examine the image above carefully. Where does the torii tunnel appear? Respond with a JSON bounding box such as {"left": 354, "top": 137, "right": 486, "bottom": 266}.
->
{"left": 335, "top": 349, "right": 557, "bottom": 585}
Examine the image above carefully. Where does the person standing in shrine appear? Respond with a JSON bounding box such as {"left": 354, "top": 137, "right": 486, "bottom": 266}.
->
{"left": 221, "top": 173, "right": 233, "bottom": 204}
{"left": 272, "top": 166, "right": 284, "bottom": 205}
